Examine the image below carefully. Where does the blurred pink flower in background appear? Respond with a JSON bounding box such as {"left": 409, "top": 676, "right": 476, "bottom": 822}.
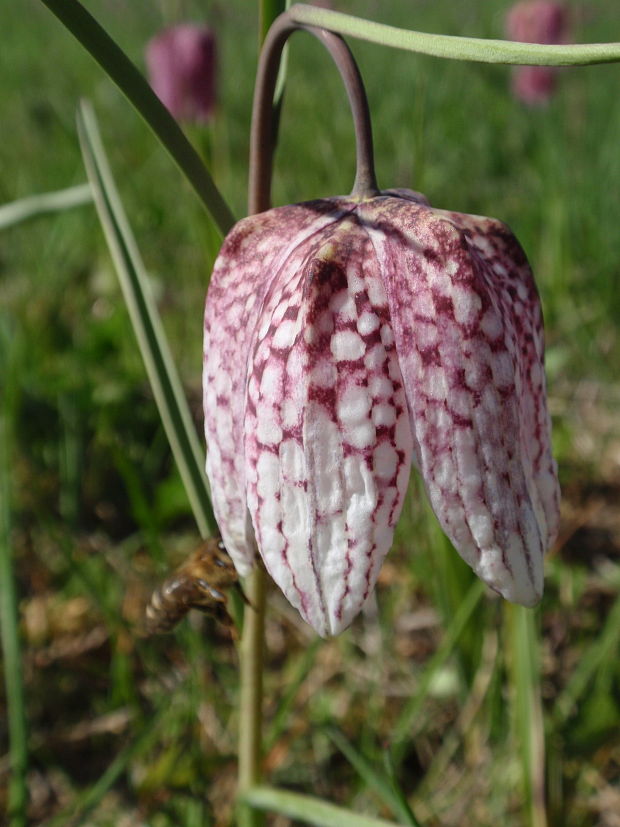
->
{"left": 146, "top": 24, "right": 217, "bottom": 122}
{"left": 505, "top": 1, "right": 571, "bottom": 105}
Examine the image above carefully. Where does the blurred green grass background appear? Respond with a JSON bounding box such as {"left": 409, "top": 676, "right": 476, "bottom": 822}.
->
{"left": 1, "top": 1, "right": 619, "bottom": 825}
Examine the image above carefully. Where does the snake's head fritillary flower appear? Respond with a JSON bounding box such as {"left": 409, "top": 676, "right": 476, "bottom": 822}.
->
{"left": 203, "top": 189, "right": 560, "bottom": 637}
{"left": 146, "top": 24, "right": 216, "bottom": 122}
{"left": 505, "top": 1, "right": 571, "bottom": 105}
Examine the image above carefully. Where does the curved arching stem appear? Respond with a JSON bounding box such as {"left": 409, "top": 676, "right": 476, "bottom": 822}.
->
{"left": 249, "top": 12, "right": 379, "bottom": 215}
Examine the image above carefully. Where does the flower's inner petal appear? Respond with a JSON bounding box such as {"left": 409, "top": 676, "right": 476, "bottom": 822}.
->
{"left": 362, "top": 196, "right": 558, "bottom": 606}
{"left": 203, "top": 201, "right": 352, "bottom": 574}
{"left": 245, "top": 217, "right": 413, "bottom": 636}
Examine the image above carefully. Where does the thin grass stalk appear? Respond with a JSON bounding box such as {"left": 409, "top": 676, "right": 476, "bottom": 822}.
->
{"left": 76, "top": 100, "right": 217, "bottom": 539}
{"left": 416, "top": 629, "right": 499, "bottom": 798}
{"left": 258, "top": 0, "right": 289, "bottom": 134}
{"left": 263, "top": 637, "right": 321, "bottom": 753}
{"left": 39, "top": 0, "right": 235, "bottom": 234}
{"left": 0, "top": 326, "right": 28, "bottom": 827}
{"left": 259, "top": 0, "right": 287, "bottom": 47}
{"left": 423, "top": 504, "right": 481, "bottom": 683}
{"left": 327, "top": 729, "right": 421, "bottom": 826}
{"left": 504, "top": 603, "right": 547, "bottom": 827}
{"left": 391, "top": 578, "right": 485, "bottom": 767}
{"left": 553, "top": 589, "right": 620, "bottom": 724}
{"left": 0, "top": 449, "right": 29, "bottom": 827}
{"left": 45, "top": 706, "right": 167, "bottom": 827}
{"left": 0, "top": 184, "right": 92, "bottom": 230}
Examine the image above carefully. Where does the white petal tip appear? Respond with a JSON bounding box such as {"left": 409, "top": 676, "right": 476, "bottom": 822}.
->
{"left": 477, "top": 548, "right": 543, "bottom": 608}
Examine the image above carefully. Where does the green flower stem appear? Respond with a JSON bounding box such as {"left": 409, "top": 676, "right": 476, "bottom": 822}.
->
{"left": 240, "top": 785, "right": 400, "bottom": 827}
{"left": 237, "top": 566, "right": 267, "bottom": 827}
{"left": 505, "top": 603, "right": 547, "bottom": 827}
{"left": 250, "top": 13, "right": 378, "bottom": 213}
{"left": 39, "top": 0, "right": 235, "bottom": 235}
{"left": 289, "top": 3, "right": 620, "bottom": 66}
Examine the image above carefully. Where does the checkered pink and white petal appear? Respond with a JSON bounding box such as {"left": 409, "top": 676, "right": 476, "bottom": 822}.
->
{"left": 203, "top": 189, "right": 560, "bottom": 635}
{"left": 360, "top": 191, "right": 559, "bottom": 605}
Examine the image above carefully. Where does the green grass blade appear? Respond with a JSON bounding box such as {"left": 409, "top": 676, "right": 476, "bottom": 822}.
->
{"left": 45, "top": 706, "right": 167, "bottom": 827}
{"left": 416, "top": 628, "right": 499, "bottom": 799}
{"left": 553, "top": 589, "right": 620, "bottom": 725}
{"left": 240, "top": 785, "right": 400, "bottom": 827}
{"left": 391, "top": 578, "right": 485, "bottom": 766}
{"left": 0, "top": 321, "right": 28, "bottom": 827}
{"left": 382, "top": 750, "right": 422, "bottom": 827}
{"left": 39, "top": 0, "right": 235, "bottom": 235}
{"left": 327, "top": 729, "right": 420, "bottom": 826}
{"left": 258, "top": 0, "right": 289, "bottom": 157}
{"left": 504, "top": 604, "right": 547, "bottom": 827}
{"left": 76, "top": 100, "right": 217, "bottom": 540}
{"left": 422, "top": 507, "right": 482, "bottom": 682}
{"left": 259, "top": 0, "right": 287, "bottom": 45}
{"left": 264, "top": 638, "right": 321, "bottom": 752}
{"left": 0, "top": 184, "right": 92, "bottom": 230}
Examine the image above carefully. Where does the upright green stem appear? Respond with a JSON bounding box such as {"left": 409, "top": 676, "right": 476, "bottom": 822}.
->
{"left": 237, "top": 566, "right": 267, "bottom": 827}
{"left": 505, "top": 603, "right": 547, "bottom": 827}
{"left": 249, "top": 11, "right": 378, "bottom": 213}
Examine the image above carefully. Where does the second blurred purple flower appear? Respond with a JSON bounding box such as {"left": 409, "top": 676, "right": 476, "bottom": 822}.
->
{"left": 505, "top": 1, "right": 571, "bottom": 105}
{"left": 146, "top": 24, "right": 217, "bottom": 122}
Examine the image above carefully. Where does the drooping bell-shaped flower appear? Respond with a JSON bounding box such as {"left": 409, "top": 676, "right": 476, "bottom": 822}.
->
{"left": 203, "top": 188, "right": 560, "bottom": 637}
{"left": 145, "top": 24, "right": 217, "bottom": 122}
{"left": 505, "top": 1, "right": 571, "bottom": 105}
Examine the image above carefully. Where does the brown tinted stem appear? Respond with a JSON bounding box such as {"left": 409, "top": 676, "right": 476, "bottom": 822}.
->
{"left": 249, "top": 12, "right": 379, "bottom": 214}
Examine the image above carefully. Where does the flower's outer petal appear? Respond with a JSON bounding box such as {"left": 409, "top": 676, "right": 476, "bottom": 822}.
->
{"left": 244, "top": 215, "right": 413, "bottom": 636}
{"left": 441, "top": 208, "right": 560, "bottom": 551}
{"left": 361, "top": 191, "right": 559, "bottom": 606}
{"left": 203, "top": 200, "right": 352, "bottom": 575}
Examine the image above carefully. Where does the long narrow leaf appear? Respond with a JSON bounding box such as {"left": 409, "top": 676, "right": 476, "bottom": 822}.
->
{"left": 76, "top": 100, "right": 216, "bottom": 540}
{"left": 240, "top": 785, "right": 399, "bottom": 827}
{"left": 327, "top": 729, "right": 420, "bottom": 826}
{"left": 39, "top": 0, "right": 235, "bottom": 235}
{"left": 0, "top": 184, "right": 92, "bottom": 230}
